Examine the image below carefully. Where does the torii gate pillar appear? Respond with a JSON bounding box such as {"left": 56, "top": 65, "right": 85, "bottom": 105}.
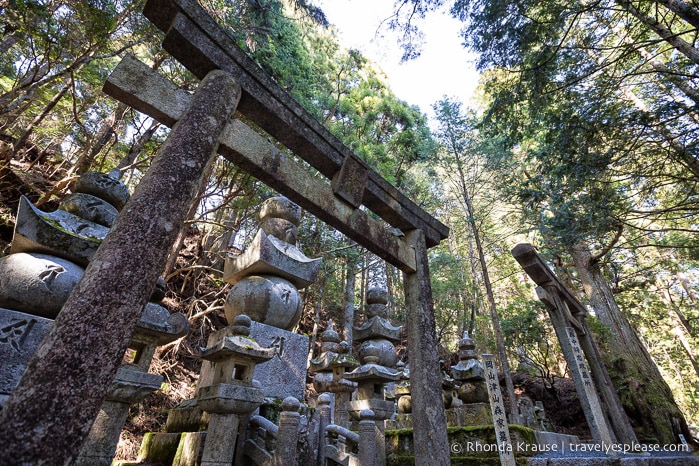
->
{"left": 512, "top": 243, "right": 638, "bottom": 446}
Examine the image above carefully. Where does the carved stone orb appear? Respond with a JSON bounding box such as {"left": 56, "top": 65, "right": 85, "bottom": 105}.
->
{"left": 0, "top": 252, "right": 84, "bottom": 318}
{"left": 397, "top": 395, "right": 412, "bottom": 414}
{"left": 224, "top": 274, "right": 302, "bottom": 330}
{"left": 458, "top": 381, "right": 489, "bottom": 404}
{"left": 358, "top": 338, "right": 396, "bottom": 368}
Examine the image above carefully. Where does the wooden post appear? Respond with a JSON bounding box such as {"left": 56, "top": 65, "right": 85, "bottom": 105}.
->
{"left": 0, "top": 70, "right": 241, "bottom": 465}
{"left": 402, "top": 229, "right": 450, "bottom": 465}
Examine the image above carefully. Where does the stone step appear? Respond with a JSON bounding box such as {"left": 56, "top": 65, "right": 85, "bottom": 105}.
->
{"left": 527, "top": 454, "right": 699, "bottom": 465}
{"left": 114, "top": 431, "right": 206, "bottom": 466}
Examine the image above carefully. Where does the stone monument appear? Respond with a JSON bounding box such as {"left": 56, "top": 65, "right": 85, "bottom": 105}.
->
{"left": 223, "top": 196, "right": 321, "bottom": 400}
{"left": 346, "top": 288, "right": 402, "bottom": 466}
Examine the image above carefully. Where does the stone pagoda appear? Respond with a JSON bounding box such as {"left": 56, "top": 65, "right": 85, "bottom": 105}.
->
{"left": 346, "top": 287, "right": 402, "bottom": 466}
{"left": 223, "top": 196, "right": 321, "bottom": 400}
{"left": 450, "top": 331, "right": 491, "bottom": 426}
{"left": 309, "top": 319, "right": 359, "bottom": 427}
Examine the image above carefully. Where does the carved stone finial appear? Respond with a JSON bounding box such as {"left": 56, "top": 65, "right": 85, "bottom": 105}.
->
{"left": 282, "top": 396, "right": 301, "bottom": 413}
{"left": 320, "top": 319, "right": 340, "bottom": 354}
{"left": 318, "top": 392, "right": 333, "bottom": 406}
{"left": 259, "top": 196, "right": 301, "bottom": 244}
{"left": 365, "top": 287, "right": 389, "bottom": 319}
{"left": 231, "top": 314, "right": 251, "bottom": 336}
{"left": 458, "top": 331, "right": 477, "bottom": 361}
{"left": 359, "top": 408, "right": 375, "bottom": 421}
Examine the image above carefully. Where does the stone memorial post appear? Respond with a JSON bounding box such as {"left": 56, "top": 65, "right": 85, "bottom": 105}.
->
{"left": 483, "top": 354, "right": 516, "bottom": 466}
{"left": 358, "top": 408, "right": 378, "bottom": 466}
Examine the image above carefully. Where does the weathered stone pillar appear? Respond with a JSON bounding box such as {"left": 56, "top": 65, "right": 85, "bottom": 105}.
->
{"left": 273, "top": 396, "right": 300, "bottom": 466}
{"left": 0, "top": 69, "right": 241, "bottom": 464}
{"left": 538, "top": 285, "right": 615, "bottom": 447}
{"left": 402, "top": 229, "right": 450, "bottom": 465}
{"left": 317, "top": 393, "right": 333, "bottom": 465}
{"left": 358, "top": 409, "right": 377, "bottom": 466}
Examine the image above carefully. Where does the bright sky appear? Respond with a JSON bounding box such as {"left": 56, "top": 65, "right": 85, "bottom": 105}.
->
{"left": 315, "top": 0, "right": 479, "bottom": 121}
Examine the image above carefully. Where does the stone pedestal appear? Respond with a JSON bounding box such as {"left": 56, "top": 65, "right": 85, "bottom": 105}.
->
{"left": 249, "top": 321, "right": 309, "bottom": 400}
{"left": 0, "top": 308, "right": 52, "bottom": 406}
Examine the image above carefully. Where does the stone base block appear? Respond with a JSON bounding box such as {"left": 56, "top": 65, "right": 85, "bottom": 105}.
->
{"left": 136, "top": 432, "right": 182, "bottom": 464}
{"left": 166, "top": 398, "right": 209, "bottom": 433}
{"left": 388, "top": 403, "right": 492, "bottom": 430}
{"left": 0, "top": 308, "right": 52, "bottom": 402}
{"left": 533, "top": 430, "right": 580, "bottom": 453}
{"left": 456, "top": 402, "right": 492, "bottom": 426}
{"left": 174, "top": 432, "right": 206, "bottom": 466}
{"left": 249, "top": 321, "right": 309, "bottom": 400}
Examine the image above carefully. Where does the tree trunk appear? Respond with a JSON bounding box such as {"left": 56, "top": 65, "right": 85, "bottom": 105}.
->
{"left": 657, "top": 0, "right": 699, "bottom": 29}
{"left": 114, "top": 119, "right": 160, "bottom": 177}
{"left": 13, "top": 81, "right": 71, "bottom": 154}
{"left": 0, "top": 70, "right": 241, "bottom": 465}
{"left": 657, "top": 283, "right": 699, "bottom": 380}
{"left": 0, "top": 32, "right": 17, "bottom": 56}
{"left": 342, "top": 246, "right": 358, "bottom": 345}
{"left": 569, "top": 242, "right": 692, "bottom": 445}
{"left": 70, "top": 102, "right": 129, "bottom": 175}
{"left": 457, "top": 162, "right": 519, "bottom": 423}
{"left": 616, "top": 0, "right": 699, "bottom": 65}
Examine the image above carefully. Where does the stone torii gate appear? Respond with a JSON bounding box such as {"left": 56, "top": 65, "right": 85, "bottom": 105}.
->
{"left": 512, "top": 243, "right": 638, "bottom": 446}
{"left": 0, "top": 1, "right": 450, "bottom": 465}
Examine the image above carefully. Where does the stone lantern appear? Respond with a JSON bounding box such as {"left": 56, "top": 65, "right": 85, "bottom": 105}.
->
{"left": 309, "top": 319, "right": 359, "bottom": 427}
{"left": 197, "top": 314, "right": 276, "bottom": 466}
